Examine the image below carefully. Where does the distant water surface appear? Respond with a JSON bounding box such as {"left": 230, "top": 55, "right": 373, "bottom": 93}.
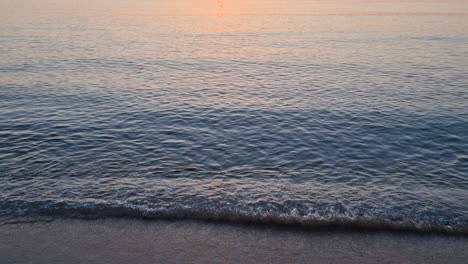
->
{"left": 1, "top": 0, "right": 467, "bottom": 233}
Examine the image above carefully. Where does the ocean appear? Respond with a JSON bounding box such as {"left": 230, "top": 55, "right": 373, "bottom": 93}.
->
{"left": 1, "top": 0, "right": 467, "bottom": 233}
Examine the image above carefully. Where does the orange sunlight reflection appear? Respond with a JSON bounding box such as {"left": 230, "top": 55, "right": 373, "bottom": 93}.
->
{"left": 216, "top": 0, "right": 224, "bottom": 16}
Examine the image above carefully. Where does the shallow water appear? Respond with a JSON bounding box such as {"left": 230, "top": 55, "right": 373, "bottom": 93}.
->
{"left": 1, "top": 0, "right": 467, "bottom": 233}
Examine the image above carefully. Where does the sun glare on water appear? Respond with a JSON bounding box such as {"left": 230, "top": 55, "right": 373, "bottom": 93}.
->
{"left": 216, "top": 0, "right": 224, "bottom": 16}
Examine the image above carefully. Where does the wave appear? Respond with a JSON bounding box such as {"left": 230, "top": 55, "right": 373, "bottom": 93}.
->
{"left": 3, "top": 202, "right": 467, "bottom": 235}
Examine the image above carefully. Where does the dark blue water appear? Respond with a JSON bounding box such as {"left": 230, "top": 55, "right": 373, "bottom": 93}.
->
{"left": 1, "top": 0, "right": 467, "bottom": 233}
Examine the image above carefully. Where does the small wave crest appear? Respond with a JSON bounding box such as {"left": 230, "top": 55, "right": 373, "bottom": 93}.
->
{"left": 3, "top": 201, "right": 467, "bottom": 235}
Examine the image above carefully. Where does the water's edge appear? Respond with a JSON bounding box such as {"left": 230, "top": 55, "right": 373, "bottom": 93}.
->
{"left": 2, "top": 206, "right": 467, "bottom": 235}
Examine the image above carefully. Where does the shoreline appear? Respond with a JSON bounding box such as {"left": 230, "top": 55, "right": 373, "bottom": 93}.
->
{"left": 2, "top": 212, "right": 466, "bottom": 236}
{"left": 1, "top": 218, "right": 467, "bottom": 264}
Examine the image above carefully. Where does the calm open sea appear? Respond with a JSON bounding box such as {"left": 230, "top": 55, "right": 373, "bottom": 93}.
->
{"left": 1, "top": 0, "right": 467, "bottom": 233}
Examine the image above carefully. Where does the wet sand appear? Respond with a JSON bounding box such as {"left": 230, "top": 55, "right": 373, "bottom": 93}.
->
{"left": 0, "top": 219, "right": 467, "bottom": 264}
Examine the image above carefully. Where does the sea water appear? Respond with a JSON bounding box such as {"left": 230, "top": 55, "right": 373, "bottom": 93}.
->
{"left": 1, "top": 0, "right": 467, "bottom": 233}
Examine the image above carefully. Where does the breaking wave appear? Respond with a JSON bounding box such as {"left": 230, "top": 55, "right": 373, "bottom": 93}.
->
{"left": 2, "top": 201, "right": 467, "bottom": 235}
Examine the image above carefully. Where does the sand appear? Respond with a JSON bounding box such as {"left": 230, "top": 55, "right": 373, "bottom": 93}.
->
{"left": 0, "top": 219, "right": 467, "bottom": 264}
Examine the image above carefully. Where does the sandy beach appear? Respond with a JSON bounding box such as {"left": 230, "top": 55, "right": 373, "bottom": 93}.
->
{"left": 1, "top": 219, "right": 467, "bottom": 264}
